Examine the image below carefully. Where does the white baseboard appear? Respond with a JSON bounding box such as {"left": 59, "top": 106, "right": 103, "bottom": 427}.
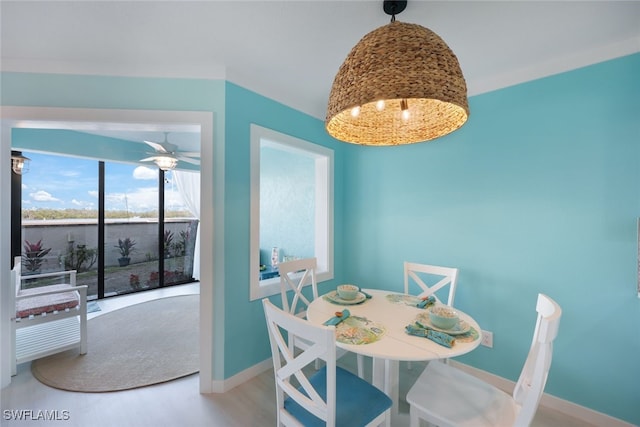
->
{"left": 450, "top": 360, "right": 634, "bottom": 427}
{"left": 209, "top": 358, "right": 272, "bottom": 393}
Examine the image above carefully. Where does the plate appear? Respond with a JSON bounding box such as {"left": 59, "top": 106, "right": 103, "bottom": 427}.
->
{"left": 415, "top": 313, "right": 471, "bottom": 335}
{"left": 324, "top": 290, "right": 367, "bottom": 305}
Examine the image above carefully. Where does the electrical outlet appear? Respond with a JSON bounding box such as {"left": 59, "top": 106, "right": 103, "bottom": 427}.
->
{"left": 481, "top": 330, "right": 493, "bottom": 348}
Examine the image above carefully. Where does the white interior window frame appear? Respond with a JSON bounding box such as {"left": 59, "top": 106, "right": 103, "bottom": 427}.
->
{"left": 249, "top": 124, "right": 334, "bottom": 301}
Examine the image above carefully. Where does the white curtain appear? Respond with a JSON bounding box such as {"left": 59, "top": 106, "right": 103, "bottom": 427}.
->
{"left": 173, "top": 170, "right": 201, "bottom": 280}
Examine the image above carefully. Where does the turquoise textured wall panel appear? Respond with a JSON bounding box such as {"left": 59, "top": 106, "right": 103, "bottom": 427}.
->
{"left": 260, "top": 147, "right": 315, "bottom": 265}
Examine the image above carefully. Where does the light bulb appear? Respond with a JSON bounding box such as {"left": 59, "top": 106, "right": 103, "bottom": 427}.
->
{"left": 351, "top": 106, "right": 361, "bottom": 117}
{"left": 376, "top": 100, "right": 385, "bottom": 111}
{"left": 400, "top": 99, "right": 410, "bottom": 121}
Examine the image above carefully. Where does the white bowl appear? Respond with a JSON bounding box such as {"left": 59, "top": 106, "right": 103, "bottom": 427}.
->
{"left": 428, "top": 306, "right": 459, "bottom": 330}
{"left": 336, "top": 284, "right": 359, "bottom": 300}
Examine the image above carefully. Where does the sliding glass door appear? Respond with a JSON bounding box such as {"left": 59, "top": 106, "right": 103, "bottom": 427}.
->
{"left": 18, "top": 152, "right": 99, "bottom": 295}
{"left": 103, "top": 161, "right": 160, "bottom": 296}
{"left": 14, "top": 151, "right": 197, "bottom": 299}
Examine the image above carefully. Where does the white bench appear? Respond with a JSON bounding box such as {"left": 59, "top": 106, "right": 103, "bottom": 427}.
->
{"left": 11, "top": 256, "right": 87, "bottom": 375}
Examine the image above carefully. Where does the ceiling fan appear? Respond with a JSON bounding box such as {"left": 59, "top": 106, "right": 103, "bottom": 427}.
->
{"left": 140, "top": 132, "right": 200, "bottom": 170}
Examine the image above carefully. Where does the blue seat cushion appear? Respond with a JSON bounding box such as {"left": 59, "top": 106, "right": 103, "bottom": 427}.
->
{"left": 284, "top": 366, "right": 392, "bottom": 426}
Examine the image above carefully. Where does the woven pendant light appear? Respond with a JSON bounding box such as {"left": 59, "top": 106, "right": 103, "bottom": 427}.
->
{"left": 325, "top": 0, "right": 469, "bottom": 146}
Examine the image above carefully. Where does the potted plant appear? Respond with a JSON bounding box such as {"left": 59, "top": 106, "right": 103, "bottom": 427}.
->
{"left": 23, "top": 239, "right": 52, "bottom": 273}
{"left": 115, "top": 237, "right": 136, "bottom": 267}
{"left": 163, "top": 230, "right": 174, "bottom": 259}
{"left": 129, "top": 273, "right": 141, "bottom": 290}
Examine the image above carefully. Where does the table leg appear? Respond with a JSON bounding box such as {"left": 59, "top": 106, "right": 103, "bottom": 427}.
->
{"left": 372, "top": 357, "right": 385, "bottom": 391}
{"left": 387, "top": 359, "right": 399, "bottom": 418}
{"left": 372, "top": 358, "right": 400, "bottom": 419}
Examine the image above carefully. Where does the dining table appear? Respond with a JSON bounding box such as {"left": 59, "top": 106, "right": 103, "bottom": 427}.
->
{"left": 306, "top": 288, "right": 482, "bottom": 424}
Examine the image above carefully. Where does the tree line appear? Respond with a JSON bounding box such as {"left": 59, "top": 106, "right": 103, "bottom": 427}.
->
{"left": 22, "top": 208, "right": 193, "bottom": 220}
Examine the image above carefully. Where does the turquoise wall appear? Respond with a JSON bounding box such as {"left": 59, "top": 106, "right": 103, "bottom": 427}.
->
{"left": 341, "top": 53, "right": 640, "bottom": 424}
{"left": 2, "top": 53, "right": 639, "bottom": 424}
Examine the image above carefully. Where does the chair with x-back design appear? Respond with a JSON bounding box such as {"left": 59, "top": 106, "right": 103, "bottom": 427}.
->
{"left": 279, "top": 257, "right": 365, "bottom": 378}
{"left": 404, "top": 261, "right": 459, "bottom": 306}
{"left": 279, "top": 257, "right": 319, "bottom": 320}
{"left": 263, "top": 298, "right": 392, "bottom": 427}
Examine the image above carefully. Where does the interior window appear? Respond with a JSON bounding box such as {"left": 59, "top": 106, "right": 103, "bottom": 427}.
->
{"left": 249, "top": 125, "right": 334, "bottom": 300}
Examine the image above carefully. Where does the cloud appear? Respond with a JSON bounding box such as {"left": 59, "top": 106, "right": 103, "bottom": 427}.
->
{"left": 29, "top": 190, "right": 61, "bottom": 202}
{"left": 71, "top": 199, "right": 94, "bottom": 208}
{"left": 133, "top": 166, "right": 157, "bottom": 180}
{"left": 105, "top": 186, "right": 161, "bottom": 212}
{"left": 88, "top": 190, "right": 98, "bottom": 198}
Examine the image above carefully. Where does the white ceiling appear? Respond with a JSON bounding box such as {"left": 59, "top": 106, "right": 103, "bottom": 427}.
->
{"left": 1, "top": 0, "right": 639, "bottom": 149}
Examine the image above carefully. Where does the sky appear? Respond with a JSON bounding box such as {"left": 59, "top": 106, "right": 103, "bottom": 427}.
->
{"left": 21, "top": 151, "right": 189, "bottom": 213}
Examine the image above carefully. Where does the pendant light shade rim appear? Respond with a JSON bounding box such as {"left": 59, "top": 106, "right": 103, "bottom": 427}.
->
{"left": 325, "top": 19, "right": 469, "bottom": 145}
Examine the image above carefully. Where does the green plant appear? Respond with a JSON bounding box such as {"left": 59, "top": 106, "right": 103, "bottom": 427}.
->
{"left": 163, "top": 230, "right": 174, "bottom": 258}
{"left": 63, "top": 244, "right": 97, "bottom": 272}
{"left": 23, "top": 239, "right": 52, "bottom": 273}
{"left": 176, "top": 229, "right": 189, "bottom": 257}
{"left": 115, "top": 237, "right": 136, "bottom": 258}
{"left": 170, "top": 242, "right": 184, "bottom": 258}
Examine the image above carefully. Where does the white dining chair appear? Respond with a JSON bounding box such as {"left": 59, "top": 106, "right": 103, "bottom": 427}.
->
{"left": 278, "top": 257, "right": 319, "bottom": 319}
{"left": 404, "top": 261, "right": 459, "bottom": 306}
{"left": 278, "top": 257, "right": 365, "bottom": 378}
{"left": 406, "top": 293, "right": 562, "bottom": 427}
{"left": 262, "top": 298, "right": 392, "bottom": 427}
{"left": 403, "top": 261, "right": 459, "bottom": 370}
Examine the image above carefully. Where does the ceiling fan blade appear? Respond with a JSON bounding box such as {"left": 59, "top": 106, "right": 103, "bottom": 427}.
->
{"left": 177, "top": 156, "right": 200, "bottom": 165}
{"left": 178, "top": 151, "right": 200, "bottom": 158}
{"left": 140, "top": 156, "right": 157, "bottom": 162}
{"left": 143, "top": 140, "right": 169, "bottom": 153}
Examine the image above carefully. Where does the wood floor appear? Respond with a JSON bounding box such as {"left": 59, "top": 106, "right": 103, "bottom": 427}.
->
{"left": 2, "top": 284, "right": 593, "bottom": 427}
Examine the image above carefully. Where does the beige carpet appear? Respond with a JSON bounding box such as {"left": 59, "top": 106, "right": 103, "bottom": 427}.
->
{"left": 31, "top": 294, "right": 199, "bottom": 392}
